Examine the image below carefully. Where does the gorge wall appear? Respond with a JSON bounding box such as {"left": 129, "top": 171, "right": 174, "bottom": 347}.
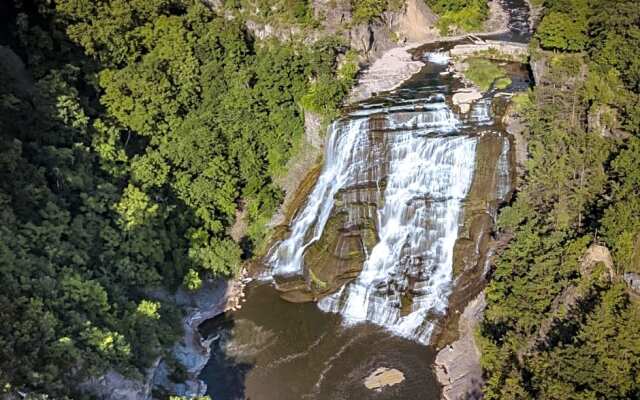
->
{"left": 268, "top": 50, "right": 517, "bottom": 348}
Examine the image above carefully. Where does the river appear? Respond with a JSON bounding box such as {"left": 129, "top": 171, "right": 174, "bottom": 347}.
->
{"left": 199, "top": 3, "right": 532, "bottom": 399}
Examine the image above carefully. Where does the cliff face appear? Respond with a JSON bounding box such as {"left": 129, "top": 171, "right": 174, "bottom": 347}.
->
{"left": 313, "top": 0, "right": 438, "bottom": 61}
{"left": 242, "top": 0, "right": 438, "bottom": 64}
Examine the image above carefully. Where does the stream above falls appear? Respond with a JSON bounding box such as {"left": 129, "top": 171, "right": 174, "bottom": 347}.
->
{"left": 199, "top": 6, "right": 532, "bottom": 399}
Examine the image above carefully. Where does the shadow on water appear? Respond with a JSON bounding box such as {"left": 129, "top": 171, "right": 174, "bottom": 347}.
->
{"left": 199, "top": 314, "right": 253, "bottom": 400}
{"left": 199, "top": 284, "right": 440, "bottom": 400}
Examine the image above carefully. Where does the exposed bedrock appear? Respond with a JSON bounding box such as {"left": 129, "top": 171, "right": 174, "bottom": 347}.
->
{"left": 434, "top": 131, "right": 512, "bottom": 348}
{"left": 434, "top": 292, "right": 486, "bottom": 400}
{"left": 274, "top": 115, "right": 387, "bottom": 302}
{"left": 275, "top": 208, "right": 379, "bottom": 302}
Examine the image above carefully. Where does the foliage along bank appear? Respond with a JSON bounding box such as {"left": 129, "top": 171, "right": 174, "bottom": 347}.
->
{"left": 479, "top": 0, "right": 640, "bottom": 398}
{"left": 0, "top": 0, "right": 357, "bottom": 397}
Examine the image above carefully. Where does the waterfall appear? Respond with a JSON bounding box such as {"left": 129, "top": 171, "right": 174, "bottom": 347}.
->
{"left": 318, "top": 134, "right": 477, "bottom": 344}
{"left": 495, "top": 138, "right": 511, "bottom": 204}
{"left": 267, "top": 87, "right": 484, "bottom": 343}
{"left": 269, "top": 98, "right": 461, "bottom": 277}
{"left": 469, "top": 98, "right": 493, "bottom": 125}
{"left": 268, "top": 118, "right": 367, "bottom": 275}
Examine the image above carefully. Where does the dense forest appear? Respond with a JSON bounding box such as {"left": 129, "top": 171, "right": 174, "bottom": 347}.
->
{"left": 0, "top": 0, "right": 355, "bottom": 397}
{"left": 479, "top": 0, "right": 640, "bottom": 398}
{"left": 1, "top": 0, "right": 639, "bottom": 398}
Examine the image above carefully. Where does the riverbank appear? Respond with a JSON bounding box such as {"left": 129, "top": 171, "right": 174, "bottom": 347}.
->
{"left": 188, "top": 1, "right": 528, "bottom": 398}
{"left": 434, "top": 292, "right": 485, "bottom": 400}
{"left": 349, "top": 0, "right": 512, "bottom": 104}
{"left": 82, "top": 275, "right": 249, "bottom": 400}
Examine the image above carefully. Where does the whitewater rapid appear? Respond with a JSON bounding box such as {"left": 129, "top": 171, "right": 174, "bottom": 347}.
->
{"left": 267, "top": 53, "right": 506, "bottom": 344}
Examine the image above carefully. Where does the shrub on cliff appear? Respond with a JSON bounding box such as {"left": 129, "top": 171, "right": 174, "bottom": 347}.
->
{"left": 426, "top": 0, "right": 488, "bottom": 35}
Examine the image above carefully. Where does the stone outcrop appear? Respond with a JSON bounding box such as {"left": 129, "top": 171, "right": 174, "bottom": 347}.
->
{"left": 364, "top": 367, "right": 406, "bottom": 390}
{"left": 624, "top": 273, "right": 640, "bottom": 294}
{"left": 434, "top": 130, "right": 511, "bottom": 350}
{"left": 82, "top": 279, "right": 247, "bottom": 400}
{"left": 530, "top": 55, "right": 546, "bottom": 85}
{"left": 274, "top": 207, "right": 376, "bottom": 302}
{"left": 80, "top": 368, "right": 158, "bottom": 400}
{"left": 449, "top": 40, "right": 528, "bottom": 62}
{"left": 244, "top": 20, "right": 303, "bottom": 42}
{"left": 273, "top": 116, "right": 385, "bottom": 301}
{"left": 395, "top": 0, "right": 439, "bottom": 42}
{"left": 502, "top": 103, "right": 527, "bottom": 182}
{"left": 587, "top": 104, "right": 631, "bottom": 139}
{"left": 349, "top": 44, "right": 426, "bottom": 102}
{"left": 268, "top": 112, "right": 324, "bottom": 229}
{"left": 580, "top": 244, "right": 614, "bottom": 280}
{"left": 452, "top": 88, "right": 483, "bottom": 114}
{"left": 343, "top": 0, "right": 439, "bottom": 61}
{"left": 434, "top": 292, "right": 485, "bottom": 400}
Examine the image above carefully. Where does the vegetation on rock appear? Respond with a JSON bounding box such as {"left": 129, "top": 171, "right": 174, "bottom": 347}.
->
{"left": 426, "top": 0, "right": 489, "bottom": 34}
{"left": 351, "top": 0, "right": 405, "bottom": 23}
{"left": 464, "top": 58, "right": 512, "bottom": 91}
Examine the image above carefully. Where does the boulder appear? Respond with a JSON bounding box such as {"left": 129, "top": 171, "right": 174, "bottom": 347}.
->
{"left": 364, "top": 367, "right": 405, "bottom": 390}
{"left": 452, "top": 89, "right": 482, "bottom": 114}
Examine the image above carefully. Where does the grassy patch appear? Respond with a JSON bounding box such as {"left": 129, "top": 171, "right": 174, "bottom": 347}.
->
{"left": 427, "top": 0, "right": 489, "bottom": 35}
{"left": 495, "top": 77, "right": 512, "bottom": 89}
{"left": 308, "top": 268, "right": 328, "bottom": 290}
{"left": 464, "top": 58, "right": 511, "bottom": 91}
{"left": 510, "top": 91, "right": 532, "bottom": 113}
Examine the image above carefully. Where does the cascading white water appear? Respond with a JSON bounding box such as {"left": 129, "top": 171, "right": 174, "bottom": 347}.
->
{"left": 266, "top": 45, "right": 512, "bottom": 344}
{"left": 469, "top": 98, "right": 493, "bottom": 125}
{"left": 318, "top": 134, "right": 477, "bottom": 344}
{"left": 270, "top": 98, "right": 461, "bottom": 278}
{"left": 268, "top": 118, "right": 367, "bottom": 275}
{"left": 495, "top": 138, "right": 511, "bottom": 204}
{"left": 268, "top": 87, "right": 484, "bottom": 343}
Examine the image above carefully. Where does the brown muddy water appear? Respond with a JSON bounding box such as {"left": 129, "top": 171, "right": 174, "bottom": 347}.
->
{"left": 200, "top": 284, "right": 439, "bottom": 400}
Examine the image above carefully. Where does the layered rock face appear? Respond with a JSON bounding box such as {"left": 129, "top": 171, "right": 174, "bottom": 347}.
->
{"left": 268, "top": 52, "right": 513, "bottom": 344}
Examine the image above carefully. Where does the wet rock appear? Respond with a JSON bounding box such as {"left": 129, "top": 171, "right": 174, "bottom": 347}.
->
{"left": 435, "top": 132, "right": 511, "bottom": 349}
{"left": 275, "top": 209, "right": 376, "bottom": 302}
{"left": 364, "top": 367, "right": 405, "bottom": 390}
